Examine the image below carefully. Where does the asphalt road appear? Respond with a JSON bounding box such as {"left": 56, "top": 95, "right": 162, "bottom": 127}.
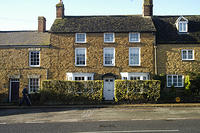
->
{"left": 0, "top": 107, "right": 200, "bottom": 133}
{"left": 0, "top": 120, "right": 199, "bottom": 133}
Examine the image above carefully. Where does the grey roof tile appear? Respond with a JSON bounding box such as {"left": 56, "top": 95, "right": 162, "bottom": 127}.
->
{"left": 50, "top": 15, "right": 156, "bottom": 33}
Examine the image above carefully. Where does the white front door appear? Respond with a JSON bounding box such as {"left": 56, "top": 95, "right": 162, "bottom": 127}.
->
{"left": 103, "top": 78, "right": 115, "bottom": 100}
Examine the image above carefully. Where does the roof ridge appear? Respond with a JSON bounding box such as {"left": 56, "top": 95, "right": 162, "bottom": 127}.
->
{"left": 64, "top": 15, "right": 142, "bottom": 17}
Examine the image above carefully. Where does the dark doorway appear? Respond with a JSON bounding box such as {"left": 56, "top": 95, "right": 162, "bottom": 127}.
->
{"left": 10, "top": 79, "right": 20, "bottom": 102}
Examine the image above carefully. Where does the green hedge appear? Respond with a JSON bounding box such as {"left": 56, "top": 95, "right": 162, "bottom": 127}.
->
{"left": 40, "top": 80, "right": 103, "bottom": 104}
{"left": 115, "top": 80, "right": 161, "bottom": 103}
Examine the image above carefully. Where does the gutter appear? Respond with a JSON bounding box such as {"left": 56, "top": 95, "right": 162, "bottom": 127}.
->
{"left": 0, "top": 44, "right": 52, "bottom": 49}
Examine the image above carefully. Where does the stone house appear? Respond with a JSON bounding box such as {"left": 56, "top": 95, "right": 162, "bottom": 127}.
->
{"left": 0, "top": 0, "right": 199, "bottom": 102}
{"left": 0, "top": 17, "right": 51, "bottom": 102}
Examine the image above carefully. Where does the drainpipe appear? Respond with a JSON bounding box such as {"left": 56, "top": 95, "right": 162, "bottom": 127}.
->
{"left": 154, "top": 45, "right": 158, "bottom": 75}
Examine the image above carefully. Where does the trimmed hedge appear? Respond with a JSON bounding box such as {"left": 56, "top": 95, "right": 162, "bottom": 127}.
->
{"left": 40, "top": 80, "right": 103, "bottom": 104}
{"left": 115, "top": 80, "right": 161, "bottom": 103}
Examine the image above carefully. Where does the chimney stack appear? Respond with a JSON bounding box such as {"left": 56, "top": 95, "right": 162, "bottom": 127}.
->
{"left": 38, "top": 16, "right": 46, "bottom": 32}
{"left": 143, "top": 0, "right": 153, "bottom": 17}
{"left": 56, "top": 0, "right": 65, "bottom": 19}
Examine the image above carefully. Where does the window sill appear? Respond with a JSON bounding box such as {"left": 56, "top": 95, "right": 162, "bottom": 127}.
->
{"left": 129, "top": 65, "right": 141, "bottom": 67}
{"left": 129, "top": 41, "right": 141, "bottom": 43}
{"left": 104, "top": 42, "right": 115, "bottom": 44}
{"left": 29, "top": 65, "right": 40, "bottom": 68}
{"left": 75, "top": 42, "right": 87, "bottom": 44}
{"left": 167, "top": 86, "right": 184, "bottom": 88}
{"left": 182, "top": 59, "right": 195, "bottom": 61}
{"left": 104, "top": 65, "right": 115, "bottom": 67}
{"left": 75, "top": 65, "right": 87, "bottom": 67}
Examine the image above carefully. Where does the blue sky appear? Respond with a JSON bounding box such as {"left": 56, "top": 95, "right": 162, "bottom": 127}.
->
{"left": 0, "top": 0, "right": 199, "bottom": 31}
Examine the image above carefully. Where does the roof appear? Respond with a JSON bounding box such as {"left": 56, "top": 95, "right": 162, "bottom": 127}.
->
{"left": 0, "top": 31, "right": 50, "bottom": 45}
{"left": 153, "top": 15, "right": 200, "bottom": 44}
{"left": 50, "top": 15, "right": 156, "bottom": 33}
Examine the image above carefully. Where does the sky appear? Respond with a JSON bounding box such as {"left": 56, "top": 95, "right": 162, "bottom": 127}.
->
{"left": 0, "top": 0, "right": 199, "bottom": 31}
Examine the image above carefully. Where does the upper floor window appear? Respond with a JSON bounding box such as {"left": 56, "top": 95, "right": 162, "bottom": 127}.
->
{"left": 103, "top": 48, "right": 115, "bottom": 66}
{"left": 129, "top": 33, "right": 140, "bottom": 42}
{"left": 181, "top": 49, "right": 194, "bottom": 60}
{"left": 167, "top": 75, "right": 184, "bottom": 88}
{"left": 75, "top": 48, "right": 86, "bottom": 66}
{"left": 29, "top": 51, "right": 40, "bottom": 67}
{"left": 176, "top": 16, "right": 188, "bottom": 33}
{"left": 129, "top": 47, "right": 141, "bottom": 66}
{"left": 104, "top": 33, "right": 115, "bottom": 43}
{"left": 75, "top": 33, "right": 86, "bottom": 43}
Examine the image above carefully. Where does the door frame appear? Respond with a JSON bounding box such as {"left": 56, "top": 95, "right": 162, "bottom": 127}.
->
{"left": 103, "top": 78, "right": 115, "bottom": 101}
{"left": 9, "top": 79, "right": 20, "bottom": 102}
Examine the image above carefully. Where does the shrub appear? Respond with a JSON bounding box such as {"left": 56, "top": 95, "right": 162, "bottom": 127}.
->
{"left": 40, "top": 80, "right": 103, "bottom": 104}
{"left": 114, "top": 80, "right": 161, "bottom": 103}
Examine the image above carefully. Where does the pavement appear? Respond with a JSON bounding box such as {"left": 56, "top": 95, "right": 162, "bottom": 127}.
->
{"left": 1, "top": 103, "right": 200, "bottom": 109}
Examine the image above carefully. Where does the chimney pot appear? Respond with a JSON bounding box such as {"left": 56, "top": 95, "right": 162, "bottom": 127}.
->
{"left": 143, "top": 0, "right": 153, "bottom": 17}
{"left": 56, "top": 1, "right": 65, "bottom": 19}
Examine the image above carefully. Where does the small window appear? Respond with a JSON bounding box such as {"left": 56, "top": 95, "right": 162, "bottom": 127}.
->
{"left": 104, "top": 33, "right": 115, "bottom": 43}
{"left": 179, "top": 22, "right": 188, "bottom": 33}
{"left": 167, "top": 75, "right": 184, "bottom": 88}
{"left": 129, "top": 47, "right": 141, "bottom": 66}
{"left": 130, "top": 76, "right": 140, "bottom": 80}
{"left": 29, "top": 51, "right": 40, "bottom": 67}
{"left": 29, "top": 78, "right": 39, "bottom": 93}
{"left": 129, "top": 33, "right": 140, "bottom": 42}
{"left": 87, "top": 77, "right": 92, "bottom": 80}
{"left": 75, "top": 33, "right": 86, "bottom": 43}
{"left": 122, "top": 77, "right": 127, "bottom": 80}
{"left": 181, "top": 49, "right": 194, "bottom": 60}
{"left": 75, "top": 48, "right": 86, "bottom": 66}
{"left": 103, "top": 48, "right": 115, "bottom": 66}
{"left": 176, "top": 16, "right": 188, "bottom": 33}
{"left": 75, "top": 77, "right": 85, "bottom": 81}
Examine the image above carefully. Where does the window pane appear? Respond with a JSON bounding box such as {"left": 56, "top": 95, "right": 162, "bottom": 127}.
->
{"left": 29, "top": 78, "right": 39, "bottom": 93}
{"left": 122, "top": 77, "right": 127, "bottom": 80}
{"left": 104, "top": 48, "right": 114, "bottom": 65}
{"left": 183, "top": 23, "right": 186, "bottom": 31}
{"left": 188, "top": 50, "right": 193, "bottom": 59}
{"left": 75, "top": 77, "right": 85, "bottom": 81}
{"left": 104, "top": 33, "right": 114, "bottom": 42}
{"left": 173, "top": 76, "right": 178, "bottom": 87}
{"left": 30, "top": 51, "right": 40, "bottom": 66}
{"left": 76, "top": 48, "right": 86, "bottom": 65}
{"left": 179, "top": 23, "right": 183, "bottom": 32}
{"left": 178, "top": 76, "right": 183, "bottom": 87}
{"left": 76, "top": 33, "right": 86, "bottom": 42}
{"left": 167, "top": 76, "right": 172, "bottom": 87}
{"left": 182, "top": 50, "right": 187, "bottom": 59}
{"left": 130, "top": 48, "right": 140, "bottom": 65}
{"left": 130, "top": 33, "right": 140, "bottom": 42}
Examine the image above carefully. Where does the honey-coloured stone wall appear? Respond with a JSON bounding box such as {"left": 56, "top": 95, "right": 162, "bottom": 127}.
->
{"left": 157, "top": 44, "right": 200, "bottom": 75}
{"left": 49, "top": 32, "right": 156, "bottom": 80}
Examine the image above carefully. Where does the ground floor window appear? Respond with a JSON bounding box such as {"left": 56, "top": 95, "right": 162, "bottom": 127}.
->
{"left": 75, "top": 77, "right": 85, "bottom": 81}
{"left": 29, "top": 78, "right": 40, "bottom": 93}
{"left": 167, "top": 75, "right": 184, "bottom": 87}
{"left": 66, "top": 73, "right": 94, "bottom": 81}
{"left": 120, "top": 72, "right": 149, "bottom": 80}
